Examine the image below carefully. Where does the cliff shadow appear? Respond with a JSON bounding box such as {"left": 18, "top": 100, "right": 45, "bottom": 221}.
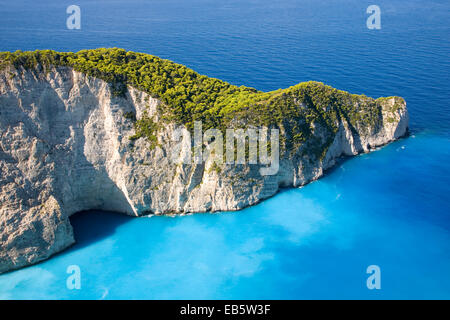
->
{"left": 67, "top": 210, "right": 133, "bottom": 251}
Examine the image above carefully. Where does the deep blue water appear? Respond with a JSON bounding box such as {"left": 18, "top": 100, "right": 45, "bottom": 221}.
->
{"left": 0, "top": 0, "right": 449, "bottom": 299}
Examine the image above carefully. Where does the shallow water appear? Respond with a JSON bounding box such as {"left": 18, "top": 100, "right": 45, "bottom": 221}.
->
{"left": 0, "top": 0, "right": 449, "bottom": 299}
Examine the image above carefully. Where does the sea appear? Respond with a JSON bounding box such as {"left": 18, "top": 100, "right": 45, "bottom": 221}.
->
{"left": 0, "top": 0, "right": 449, "bottom": 299}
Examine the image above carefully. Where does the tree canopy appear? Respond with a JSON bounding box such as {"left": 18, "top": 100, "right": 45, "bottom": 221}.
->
{"left": 0, "top": 48, "right": 403, "bottom": 159}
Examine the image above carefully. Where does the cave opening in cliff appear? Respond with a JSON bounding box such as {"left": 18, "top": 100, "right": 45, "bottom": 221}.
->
{"left": 69, "top": 210, "right": 133, "bottom": 250}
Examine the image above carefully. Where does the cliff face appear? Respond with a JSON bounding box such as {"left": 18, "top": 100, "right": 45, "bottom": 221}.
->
{"left": 0, "top": 65, "right": 408, "bottom": 274}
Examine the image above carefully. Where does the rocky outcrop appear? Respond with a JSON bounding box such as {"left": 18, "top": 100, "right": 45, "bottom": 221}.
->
{"left": 0, "top": 65, "right": 408, "bottom": 274}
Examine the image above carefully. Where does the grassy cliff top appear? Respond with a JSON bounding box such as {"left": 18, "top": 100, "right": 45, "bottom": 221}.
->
{"left": 0, "top": 48, "right": 405, "bottom": 156}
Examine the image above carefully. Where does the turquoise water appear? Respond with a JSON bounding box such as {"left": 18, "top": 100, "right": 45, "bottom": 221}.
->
{"left": 0, "top": 0, "right": 449, "bottom": 299}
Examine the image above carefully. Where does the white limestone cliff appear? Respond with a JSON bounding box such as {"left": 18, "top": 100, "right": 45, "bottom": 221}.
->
{"left": 0, "top": 65, "right": 408, "bottom": 273}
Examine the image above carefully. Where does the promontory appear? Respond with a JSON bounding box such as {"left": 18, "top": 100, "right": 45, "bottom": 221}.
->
{"left": 0, "top": 48, "right": 408, "bottom": 273}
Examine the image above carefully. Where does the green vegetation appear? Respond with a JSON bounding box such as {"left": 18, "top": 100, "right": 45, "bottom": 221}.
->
{"left": 129, "top": 111, "right": 159, "bottom": 149}
{"left": 207, "top": 162, "right": 222, "bottom": 175}
{"left": 123, "top": 111, "right": 136, "bottom": 121}
{"left": 0, "top": 48, "right": 404, "bottom": 160}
